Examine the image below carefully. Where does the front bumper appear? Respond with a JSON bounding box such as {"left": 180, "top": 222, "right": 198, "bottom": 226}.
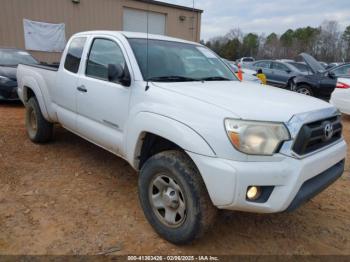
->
{"left": 187, "top": 139, "right": 347, "bottom": 213}
{"left": 0, "top": 83, "right": 19, "bottom": 100}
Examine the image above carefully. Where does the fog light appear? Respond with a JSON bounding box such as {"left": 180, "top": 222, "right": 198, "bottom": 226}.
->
{"left": 246, "top": 186, "right": 262, "bottom": 200}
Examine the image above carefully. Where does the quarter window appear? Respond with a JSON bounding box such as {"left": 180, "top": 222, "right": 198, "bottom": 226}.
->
{"left": 64, "top": 37, "right": 86, "bottom": 73}
{"left": 86, "top": 38, "right": 126, "bottom": 82}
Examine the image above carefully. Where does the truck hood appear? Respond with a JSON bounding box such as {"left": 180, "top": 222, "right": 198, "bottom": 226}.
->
{"left": 153, "top": 81, "right": 333, "bottom": 122}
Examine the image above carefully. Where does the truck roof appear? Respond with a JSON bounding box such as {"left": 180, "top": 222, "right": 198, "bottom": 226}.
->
{"left": 73, "top": 31, "right": 199, "bottom": 46}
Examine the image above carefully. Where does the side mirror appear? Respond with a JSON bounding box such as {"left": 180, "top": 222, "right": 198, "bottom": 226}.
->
{"left": 286, "top": 69, "right": 292, "bottom": 74}
{"left": 328, "top": 71, "right": 336, "bottom": 79}
{"left": 108, "top": 63, "right": 131, "bottom": 86}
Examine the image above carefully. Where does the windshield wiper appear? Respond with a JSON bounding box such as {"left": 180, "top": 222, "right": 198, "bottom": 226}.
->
{"left": 147, "top": 76, "right": 198, "bottom": 82}
{"left": 199, "top": 76, "right": 231, "bottom": 81}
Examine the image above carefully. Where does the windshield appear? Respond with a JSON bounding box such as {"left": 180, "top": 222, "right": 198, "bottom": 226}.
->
{"left": 128, "top": 38, "right": 236, "bottom": 82}
{"left": 0, "top": 49, "right": 38, "bottom": 66}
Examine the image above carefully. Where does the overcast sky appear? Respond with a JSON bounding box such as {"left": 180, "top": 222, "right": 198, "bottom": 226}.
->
{"left": 160, "top": 0, "right": 350, "bottom": 40}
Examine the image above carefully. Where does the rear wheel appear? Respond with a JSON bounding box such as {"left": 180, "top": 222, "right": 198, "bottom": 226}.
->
{"left": 295, "top": 85, "right": 313, "bottom": 96}
{"left": 25, "top": 97, "right": 53, "bottom": 143}
{"left": 138, "top": 150, "right": 217, "bottom": 244}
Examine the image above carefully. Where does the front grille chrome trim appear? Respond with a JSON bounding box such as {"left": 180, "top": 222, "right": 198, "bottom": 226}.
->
{"left": 280, "top": 107, "right": 343, "bottom": 159}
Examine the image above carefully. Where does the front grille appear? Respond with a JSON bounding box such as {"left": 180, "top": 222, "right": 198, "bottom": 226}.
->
{"left": 292, "top": 116, "right": 342, "bottom": 155}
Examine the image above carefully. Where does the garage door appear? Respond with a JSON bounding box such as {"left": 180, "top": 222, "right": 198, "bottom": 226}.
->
{"left": 123, "top": 8, "right": 166, "bottom": 35}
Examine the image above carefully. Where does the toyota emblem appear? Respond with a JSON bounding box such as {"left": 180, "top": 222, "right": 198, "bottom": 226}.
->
{"left": 323, "top": 122, "right": 334, "bottom": 141}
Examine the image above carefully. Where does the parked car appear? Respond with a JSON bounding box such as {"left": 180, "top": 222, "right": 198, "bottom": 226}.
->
{"left": 330, "top": 77, "right": 350, "bottom": 115}
{"left": 17, "top": 31, "right": 347, "bottom": 244}
{"left": 291, "top": 53, "right": 342, "bottom": 100}
{"left": 236, "top": 56, "right": 255, "bottom": 67}
{"left": 319, "top": 61, "right": 328, "bottom": 68}
{"left": 249, "top": 59, "right": 305, "bottom": 88}
{"left": 223, "top": 59, "right": 261, "bottom": 83}
{"left": 327, "top": 63, "right": 350, "bottom": 78}
{"left": 0, "top": 48, "right": 38, "bottom": 100}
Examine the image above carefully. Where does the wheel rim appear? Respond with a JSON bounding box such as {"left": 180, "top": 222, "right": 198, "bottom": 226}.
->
{"left": 29, "top": 108, "right": 37, "bottom": 132}
{"left": 149, "top": 173, "right": 186, "bottom": 228}
{"left": 297, "top": 87, "right": 311, "bottom": 95}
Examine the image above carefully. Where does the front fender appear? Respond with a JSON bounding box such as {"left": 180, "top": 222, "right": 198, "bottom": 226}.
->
{"left": 126, "top": 112, "right": 216, "bottom": 169}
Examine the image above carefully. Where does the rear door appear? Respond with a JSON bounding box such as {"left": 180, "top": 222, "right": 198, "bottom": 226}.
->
{"left": 54, "top": 37, "right": 87, "bottom": 130}
{"left": 270, "top": 62, "right": 291, "bottom": 86}
{"left": 76, "top": 36, "right": 132, "bottom": 155}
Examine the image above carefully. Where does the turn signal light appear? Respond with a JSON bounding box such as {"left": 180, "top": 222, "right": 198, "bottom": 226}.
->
{"left": 336, "top": 82, "right": 350, "bottom": 89}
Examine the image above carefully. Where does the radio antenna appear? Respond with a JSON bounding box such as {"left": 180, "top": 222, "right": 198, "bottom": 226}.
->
{"left": 192, "top": 0, "right": 195, "bottom": 41}
{"left": 145, "top": 0, "right": 150, "bottom": 91}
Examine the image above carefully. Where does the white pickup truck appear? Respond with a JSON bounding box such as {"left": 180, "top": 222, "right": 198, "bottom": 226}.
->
{"left": 17, "top": 31, "right": 347, "bottom": 244}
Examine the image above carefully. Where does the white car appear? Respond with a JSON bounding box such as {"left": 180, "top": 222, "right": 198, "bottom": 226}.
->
{"left": 16, "top": 31, "right": 347, "bottom": 244}
{"left": 330, "top": 78, "right": 350, "bottom": 115}
{"left": 222, "top": 59, "right": 261, "bottom": 83}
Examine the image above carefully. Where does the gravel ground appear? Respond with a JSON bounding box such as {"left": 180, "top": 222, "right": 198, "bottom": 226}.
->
{"left": 0, "top": 102, "right": 349, "bottom": 255}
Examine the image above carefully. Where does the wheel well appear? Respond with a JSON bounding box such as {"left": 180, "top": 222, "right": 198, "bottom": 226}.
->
{"left": 296, "top": 82, "right": 312, "bottom": 88}
{"left": 25, "top": 87, "right": 36, "bottom": 102}
{"left": 138, "top": 133, "right": 182, "bottom": 170}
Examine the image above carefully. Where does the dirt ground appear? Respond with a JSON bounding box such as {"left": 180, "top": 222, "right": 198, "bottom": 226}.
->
{"left": 0, "top": 102, "right": 349, "bottom": 255}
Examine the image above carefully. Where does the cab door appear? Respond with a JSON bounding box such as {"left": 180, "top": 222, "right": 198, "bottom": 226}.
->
{"left": 75, "top": 37, "right": 132, "bottom": 155}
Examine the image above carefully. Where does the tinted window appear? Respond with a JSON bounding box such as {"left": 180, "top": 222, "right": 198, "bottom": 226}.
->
{"left": 255, "top": 61, "right": 270, "bottom": 69}
{"left": 0, "top": 50, "right": 38, "bottom": 66}
{"left": 272, "top": 62, "right": 289, "bottom": 71}
{"left": 331, "top": 64, "right": 350, "bottom": 76}
{"left": 86, "top": 38, "right": 126, "bottom": 81}
{"left": 64, "top": 37, "right": 86, "bottom": 73}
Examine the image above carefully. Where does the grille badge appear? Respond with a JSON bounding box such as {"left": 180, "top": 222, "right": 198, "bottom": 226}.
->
{"left": 323, "top": 122, "right": 334, "bottom": 141}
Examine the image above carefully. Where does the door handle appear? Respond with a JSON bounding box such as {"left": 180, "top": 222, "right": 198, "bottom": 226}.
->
{"left": 77, "top": 85, "right": 87, "bottom": 92}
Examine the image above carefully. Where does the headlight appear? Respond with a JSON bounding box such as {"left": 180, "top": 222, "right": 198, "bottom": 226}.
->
{"left": 0, "top": 76, "right": 11, "bottom": 83}
{"left": 225, "top": 119, "right": 290, "bottom": 155}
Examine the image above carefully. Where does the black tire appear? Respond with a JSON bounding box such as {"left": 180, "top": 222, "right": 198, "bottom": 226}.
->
{"left": 25, "top": 97, "right": 53, "bottom": 143}
{"left": 295, "top": 85, "right": 313, "bottom": 96}
{"left": 138, "top": 150, "right": 217, "bottom": 244}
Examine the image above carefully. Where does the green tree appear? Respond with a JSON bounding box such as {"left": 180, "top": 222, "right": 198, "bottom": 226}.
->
{"left": 242, "top": 33, "right": 259, "bottom": 57}
{"left": 342, "top": 25, "right": 350, "bottom": 60}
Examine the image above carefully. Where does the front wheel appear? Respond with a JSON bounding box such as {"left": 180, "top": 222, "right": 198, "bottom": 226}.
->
{"left": 138, "top": 150, "right": 217, "bottom": 244}
{"left": 295, "top": 85, "right": 313, "bottom": 96}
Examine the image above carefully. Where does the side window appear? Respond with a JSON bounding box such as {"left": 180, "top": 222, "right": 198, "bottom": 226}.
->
{"left": 272, "top": 62, "right": 289, "bottom": 71}
{"left": 86, "top": 38, "right": 126, "bottom": 82}
{"left": 64, "top": 37, "right": 87, "bottom": 73}
{"left": 255, "top": 61, "right": 270, "bottom": 69}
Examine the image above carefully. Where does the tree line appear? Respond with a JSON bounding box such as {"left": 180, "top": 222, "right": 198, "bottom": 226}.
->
{"left": 202, "top": 20, "right": 350, "bottom": 63}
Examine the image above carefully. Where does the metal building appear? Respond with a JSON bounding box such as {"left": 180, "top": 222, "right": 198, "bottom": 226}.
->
{"left": 0, "top": 0, "right": 202, "bottom": 62}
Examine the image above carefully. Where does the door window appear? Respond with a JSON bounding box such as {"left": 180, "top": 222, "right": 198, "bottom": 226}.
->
{"left": 255, "top": 61, "right": 270, "bottom": 69}
{"left": 64, "top": 37, "right": 87, "bottom": 73}
{"left": 271, "top": 62, "right": 289, "bottom": 71}
{"left": 86, "top": 38, "right": 126, "bottom": 82}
